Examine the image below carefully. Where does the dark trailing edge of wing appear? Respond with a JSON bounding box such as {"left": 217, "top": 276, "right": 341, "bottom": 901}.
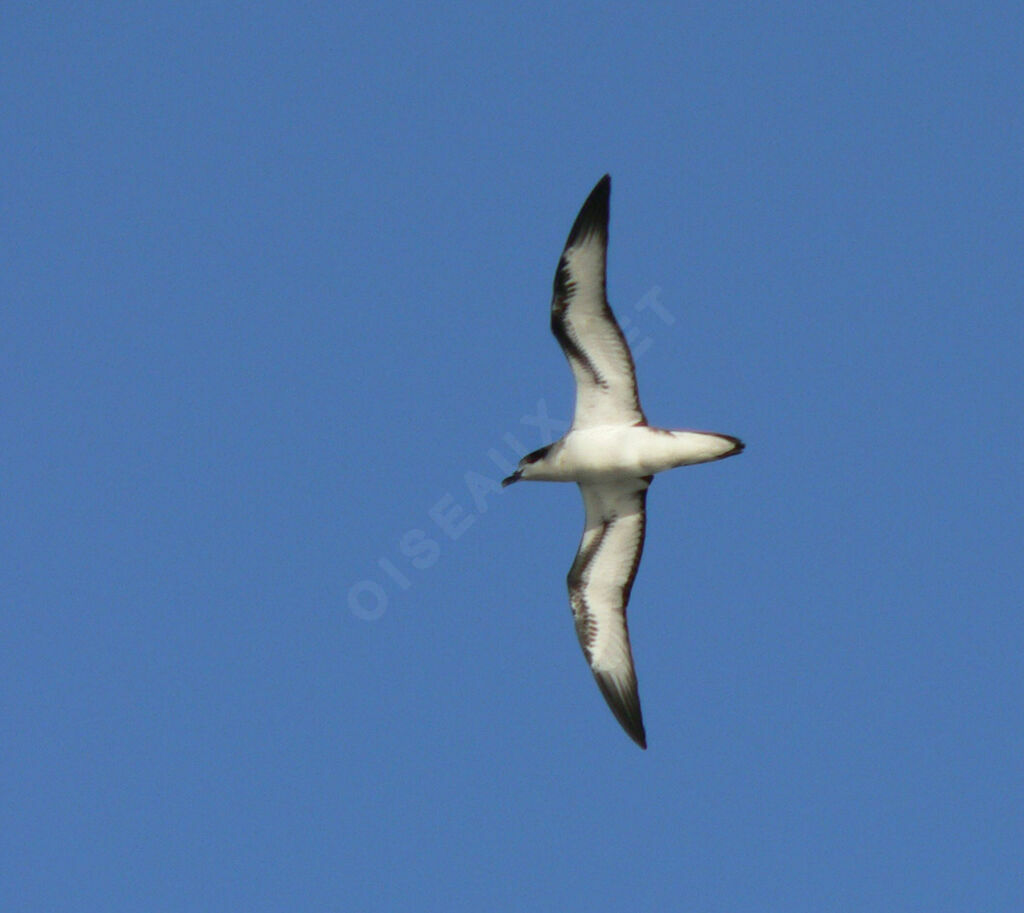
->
{"left": 550, "top": 290, "right": 604, "bottom": 389}
{"left": 550, "top": 176, "right": 612, "bottom": 374}
{"left": 549, "top": 175, "right": 648, "bottom": 424}
{"left": 551, "top": 179, "right": 609, "bottom": 389}
{"left": 568, "top": 481, "right": 651, "bottom": 749}
{"left": 597, "top": 480, "right": 649, "bottom": 749}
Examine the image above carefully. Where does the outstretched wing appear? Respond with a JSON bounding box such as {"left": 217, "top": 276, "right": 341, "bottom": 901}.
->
{"left": 550, "top": 175, "right": 646, "bottom": 430}
{"left": 569, "top": 477, "right": 651, "bottom": 748}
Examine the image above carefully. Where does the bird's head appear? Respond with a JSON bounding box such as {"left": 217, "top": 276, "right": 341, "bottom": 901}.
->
{"left": 501, "top": 444, "right": 554, "bottom": 487}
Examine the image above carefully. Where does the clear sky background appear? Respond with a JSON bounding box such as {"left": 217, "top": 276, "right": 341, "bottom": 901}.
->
{"left": 3, "top": 3, "right": 1022, "bottom": 911}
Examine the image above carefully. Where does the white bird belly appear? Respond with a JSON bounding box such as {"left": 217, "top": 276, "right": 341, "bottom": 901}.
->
{"left": 556, "top": 425, "right": 738, "bottom": 480}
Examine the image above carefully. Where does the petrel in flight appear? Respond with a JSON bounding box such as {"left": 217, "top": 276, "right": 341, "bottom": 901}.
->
{"left": 502, "top": 175, "right": 743, "bottom": 749}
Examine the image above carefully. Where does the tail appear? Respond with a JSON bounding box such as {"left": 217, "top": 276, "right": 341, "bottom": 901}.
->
{"left": 666, "top": 430, "right": 744, "bottom": 466}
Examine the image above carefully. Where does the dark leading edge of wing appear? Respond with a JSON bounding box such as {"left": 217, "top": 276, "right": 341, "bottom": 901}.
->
{"left": 569, "top": 479, "right": 651, "bottom": 749}
{"left": 549, "top": 175, "right": 645, "bottom": 429}
{"left": 550, "top": 176, "right": 611, "bottom": 394}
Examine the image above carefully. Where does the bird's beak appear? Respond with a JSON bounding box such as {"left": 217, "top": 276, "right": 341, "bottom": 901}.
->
{"left": 501, "top": 470, "right": 522, "bottom": 488}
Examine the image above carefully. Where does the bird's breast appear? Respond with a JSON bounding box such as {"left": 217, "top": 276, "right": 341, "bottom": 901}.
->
{"left": 557, "top": 426, "right": 655, "bottom": 479}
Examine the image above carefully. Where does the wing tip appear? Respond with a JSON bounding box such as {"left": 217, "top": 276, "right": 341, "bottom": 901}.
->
{"left": 594, "top": 668, "right": 647, "bottom": 749}
{"left": 564, "top": 174, "right": 611, "bottom": 250}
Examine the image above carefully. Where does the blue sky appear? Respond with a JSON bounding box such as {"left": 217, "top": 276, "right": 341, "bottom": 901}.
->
{"left": 3, "top": 2, "right": 1022, "bottom": 910}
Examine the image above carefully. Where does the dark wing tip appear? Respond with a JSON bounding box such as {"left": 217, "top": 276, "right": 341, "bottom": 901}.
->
{"left": 563, "top": 174, "right": 611, "bottom": 250}
{"left": 593, "top": 668, "right": 647, "bottom": 749}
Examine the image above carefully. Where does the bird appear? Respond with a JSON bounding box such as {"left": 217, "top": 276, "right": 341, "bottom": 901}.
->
{"left": 502, "top": 175, "right": 744, "bottom": 749}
